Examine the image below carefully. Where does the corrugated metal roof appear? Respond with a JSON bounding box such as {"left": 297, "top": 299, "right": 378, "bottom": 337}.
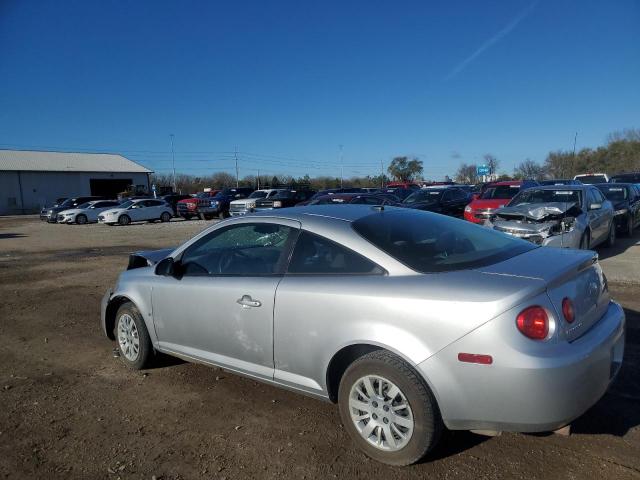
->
{"left": 0, "top": 149, "right": 152, "bottom": 173}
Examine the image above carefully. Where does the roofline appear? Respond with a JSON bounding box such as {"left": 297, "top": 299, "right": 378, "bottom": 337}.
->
{"left": 0, "top": 148, "right": 153, "bottom": 172}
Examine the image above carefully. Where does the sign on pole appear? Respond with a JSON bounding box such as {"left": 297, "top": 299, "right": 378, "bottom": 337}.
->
{"left": 477, "top": 165, "right": 490, "bottom": 176}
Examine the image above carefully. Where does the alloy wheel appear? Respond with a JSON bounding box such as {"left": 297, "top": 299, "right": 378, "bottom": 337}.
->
{"left": 117, "top": 314, "right": 140, "bottom": 361}
{"left": 348, "top": 375, "right": 414, "bottom": 451}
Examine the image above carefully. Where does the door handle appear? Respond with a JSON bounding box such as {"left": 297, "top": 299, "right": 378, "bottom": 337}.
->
{"left": 237, "top": 295, "right": 261, "bottom": 308}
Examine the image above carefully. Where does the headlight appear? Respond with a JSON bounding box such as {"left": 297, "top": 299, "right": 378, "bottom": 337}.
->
{"left": 247, "top": 202, "right": 256, "bottom": 209}
{"left": 614, "top": 209, "right": 628, "bottom": 216}
{"left": 210, "top": 200, "right": 219, "bottom": 207}
{"left": 464, "top": 205, "right": 472, "bottom": 213}
{"left": 48, "top": 210, "right": 54, "bottom": 214}
{"left": 273, "top": 201, "right": 282, "bottom": 208}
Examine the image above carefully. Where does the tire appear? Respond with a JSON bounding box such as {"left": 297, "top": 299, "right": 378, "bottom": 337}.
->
{"left": 338, "top": 350, "right": 442, "bottom": 466}
{"left": 219, "top": 210, "right": 230, "bottom": 219}
{"left": 198, "top": 212, "right": 207, "bottom": 221}
{"left": 579, "top": 231, "right": 590, "bottom": 250}
{"left": 76, "top": 214, "right": 88, "bottom": 225}
{"left": 160, "top": 212, "right": 171, "bottom": 222}
{"left": 114, "top": 302, "right": 153, "bottom": 370}
{"left": 118, "top": 214, "right": 131, "bottom": 226}
{"left": 182, "top": 214, "right": 192, "bottom": 221}
{"left": 626, "top": 215, "right": 634, "bottom": 237}
{"left": 605, "top": 222, "right": 616, "bottom": 248}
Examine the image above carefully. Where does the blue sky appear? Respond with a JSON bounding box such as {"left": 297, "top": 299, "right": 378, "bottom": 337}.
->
{"left": 0, "top": 0, "right": 638, "bottom": 180}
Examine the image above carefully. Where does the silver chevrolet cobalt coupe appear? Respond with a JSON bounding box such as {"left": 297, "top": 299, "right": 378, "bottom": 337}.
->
{"left": 101, "top": 205, "right": 625, "bottom": 465}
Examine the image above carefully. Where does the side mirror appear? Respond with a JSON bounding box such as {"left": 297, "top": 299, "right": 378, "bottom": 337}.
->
{"left": 155, "top": 257, "right": 180, "bottom": 277}
{"left": 589, "top": 203, "right": 602, "bottom": 210}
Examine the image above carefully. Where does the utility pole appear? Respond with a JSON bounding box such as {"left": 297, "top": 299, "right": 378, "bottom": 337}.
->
{"left": 234, "top": 146, "right": 239, "bottom": 188}
{"left": 570, "top": 132, "right": 578, "bottom": 179}
{"left": 339, "top": 144, "right": 344, "bottom": 189}
{"left": 170, "top": 134, "right": 176, "bottom": 192}
{"left": 257, "top": 169, "right": 260, "bottom": 189}
{"left": 380, "top": 159, "right": 384, "bottom": 188}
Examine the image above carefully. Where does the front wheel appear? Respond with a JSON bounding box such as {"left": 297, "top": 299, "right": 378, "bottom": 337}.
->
{"left": 76, "top": 214, "right": 88, "bottom": 225}
{"left": 338, "top": 351, "right": 442, "bottom": 466}
{"left": 118, "top": 214, "right": 131, "bottom": 226}
{"left": 115, "top": 302, "right": 153, "bottom": 370}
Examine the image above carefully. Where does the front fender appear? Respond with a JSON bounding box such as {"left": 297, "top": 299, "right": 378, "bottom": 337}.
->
{"left": 101, "top": 281, "right": 157, "bottom": 347}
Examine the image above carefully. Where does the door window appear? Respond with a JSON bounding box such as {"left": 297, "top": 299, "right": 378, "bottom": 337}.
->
{"left": 287, "top": 231, "right": 385, "bottom": 275}
{"left": 180, "top": 223, "right": 297, "bottom": 276}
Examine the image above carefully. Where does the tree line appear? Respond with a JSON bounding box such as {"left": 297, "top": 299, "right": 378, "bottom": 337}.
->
{"left": 455, "top": 129, "right": 640, "bottom": 183}
{"left": 150, "top": 129, "right": 640, "bottom": 193}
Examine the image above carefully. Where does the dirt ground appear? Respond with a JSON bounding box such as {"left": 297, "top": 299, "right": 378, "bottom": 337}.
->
{"left": 1, "top": 216, "right": 639, "bottom": 480}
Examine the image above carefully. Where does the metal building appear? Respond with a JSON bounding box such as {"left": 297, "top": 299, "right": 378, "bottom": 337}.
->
{"left": 0, "top": 149, "right": 152, "bottom": 215}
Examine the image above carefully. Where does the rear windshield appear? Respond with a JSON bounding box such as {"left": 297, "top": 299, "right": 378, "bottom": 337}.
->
{"left": 575, "top": 175, "right": 606, "bottom": 184}
{"left": 480, "top": 185, "right": 520, "bottom": 200}
{"left": 403, "top": 190, "right": 444, "bottom": 204}
{"left": 598, "top": 186, "right": 627, "bottom": 201}
{"left": 610, "top": 174, "right": 640, "bottom": 183}
{"left": 510, "top": 189, "right": 582, "bottom": 206}
{"left": 352, "top": 210, "right": 535, "bottom": 273}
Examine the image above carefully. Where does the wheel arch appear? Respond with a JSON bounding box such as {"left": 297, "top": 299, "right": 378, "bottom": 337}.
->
{"left": 104, "top": 295, "right": 136, "bottom": 340}
{"left": 325, "top": 342, "right": 430, "bottom": 403}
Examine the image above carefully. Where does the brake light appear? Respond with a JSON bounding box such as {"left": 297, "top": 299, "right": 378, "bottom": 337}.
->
{"left": 516, "top": 306, "right": 548, "bottom": 340}
{"left": 562, "top": 298, "right": 575, "bottom": 323}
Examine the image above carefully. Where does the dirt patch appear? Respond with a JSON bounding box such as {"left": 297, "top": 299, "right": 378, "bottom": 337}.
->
{"left": 1, "top": 217, "right": 639, "bottom": 479}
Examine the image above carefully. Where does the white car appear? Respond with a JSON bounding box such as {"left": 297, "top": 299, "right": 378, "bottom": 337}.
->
{"left": 57, "top": 200, "right": 121, "bottom": 224}
{"left": 229, "top": 189, "right": 287, "bottom": 216}
{"left": 574, "top": 173, "right": 609, "bottom": 184}
{"left": 98, "top": 199, "right": 173, "bottom": 226}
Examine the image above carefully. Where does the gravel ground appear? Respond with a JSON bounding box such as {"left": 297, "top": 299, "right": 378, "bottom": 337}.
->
{"left": 0, "top": 216, "right": 639, "bottom": 480}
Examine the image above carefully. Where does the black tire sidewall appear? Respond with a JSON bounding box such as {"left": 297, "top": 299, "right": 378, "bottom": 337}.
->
{"left": 77, "top": 214, "right": 87, "bottom": 225}
{"left": 119, "top": 215, "right": 131, "bottom": 226}
{"left": 161, "top": 212, "right": 171, "bottom": 222}
{"left": 338, "top": 352, "right": 441, "bottom": 466}
{"left": 627, "top": 215, "right": 634, "bottom": 237}
{"left": 114, "top": 302, "right": 152, "bottom": 370}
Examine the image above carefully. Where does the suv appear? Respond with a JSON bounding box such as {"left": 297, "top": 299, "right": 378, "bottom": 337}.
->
{"left": 464, "top": 180, "right": 538, "bottom": 224}
{"left": 198, "top": 188, "right": 255, "bottom": 219}
{"left": 176, "top": 191, "right": 219, "bottom": 220}
{"left": 162, "top": 194, "right": 193, "bottom": 216}
{"left": 40, "top": 196, "right": 105, "bottom": 222}
{"left": 254, "top": 189, "right": 316, "bottom": 210}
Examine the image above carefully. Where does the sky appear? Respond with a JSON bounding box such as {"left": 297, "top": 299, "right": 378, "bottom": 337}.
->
{"left": 0, "top": 0, "right": 638, "bottom": 180}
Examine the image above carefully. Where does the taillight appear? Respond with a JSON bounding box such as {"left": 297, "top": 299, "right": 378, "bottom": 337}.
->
{"left": 562, "top": 297, "right": 575, "bottom": 323}
{"left": 516, "top": 306, "right": 549, "bottom": 340}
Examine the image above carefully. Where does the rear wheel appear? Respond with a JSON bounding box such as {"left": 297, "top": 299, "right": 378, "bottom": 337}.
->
{"left": 115, "top": 302, "right": 153, "bottom": 370}
{"left": 76, "top": 214, "right": 88, "bottom": 225}
{"left": 160, "top": 212, "right": 172, "bottom": 222}
{"left": 182, "top": 214, "right": 192, "bottom": 220}
{"left": 219, "top": 210, "right": 230, "bottom": 219}
{"left": 605, "top": 222, "right": 616, "bottom": 247}
{"left": 118, "top": 214, "right": 131, "bottom": 226}
{"left": 338, "top": 350, "right": 442, "bottom": 466}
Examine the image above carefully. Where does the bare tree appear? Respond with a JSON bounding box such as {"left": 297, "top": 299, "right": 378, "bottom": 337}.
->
{"left": 514, "top": 159, "right": 546, "bottom": 180}
{"left": 483, "top": 154, "right": 500, "bottom": 176}
{"left": 454, "top": 163, "right": 478, "bottom": 184}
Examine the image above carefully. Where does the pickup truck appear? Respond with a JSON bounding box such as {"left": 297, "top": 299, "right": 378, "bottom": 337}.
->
{"left": 176, "top": 191, "right": 219, "bottom": 220}
{"left": 197, "top": 187, "right": 255, "bottom": 219}
{"left": 254, "top": 189, "right": 316, "bottom": 211}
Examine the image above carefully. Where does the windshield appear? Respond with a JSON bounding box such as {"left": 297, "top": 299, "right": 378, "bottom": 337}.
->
{"left": 575, "top": 175, "right": 606, "bottom": 184}
{"left": 598, "top": 186, "right": 627, "bottom": 202}
{"left": 510, "top": 189, "right": 582, "bottom": 206}
{"left": 353, "top": 210, "right": 535, "bottom": 273}
{"left": 274, "top": 190, "right": 296, "bottom": 199}
{"left": 118, "top": 200, "right": 134, "bottom": 208}
{"left": 480, "top": 185, "right": 520, "bottom": 200}
{"left": 195, "top": 192, "right": 211, "bottom": 198}
{"left": 403, "top": 190, "right": 444, "bottom": 204}
{"left": 248, "top": 191, "right": 268, "bottom": 199}
{"left": 60, "top": 198, "right": 77, "bottom": 207}
{"left": 76, "top": 202, "right": 92, "bottom": 209}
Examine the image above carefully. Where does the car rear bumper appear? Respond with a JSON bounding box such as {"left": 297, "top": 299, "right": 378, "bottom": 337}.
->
{"left": 419, "top": 300, "right": 625, "bottom": 432}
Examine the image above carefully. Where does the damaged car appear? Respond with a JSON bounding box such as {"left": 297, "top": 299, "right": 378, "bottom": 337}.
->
{"left": 485, "top": 185, "right": 616, "bottom": 249}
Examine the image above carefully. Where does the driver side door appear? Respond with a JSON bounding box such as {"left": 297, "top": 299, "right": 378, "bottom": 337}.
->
{"left": 150, "top": 220, "right": 300, "bottom": 380}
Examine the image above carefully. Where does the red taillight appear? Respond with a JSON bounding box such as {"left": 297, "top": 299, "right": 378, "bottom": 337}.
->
{"left": 516, "top": 306, "right": 549, "bottom": 340}
{"left": 562, "top": 297, "right": 575, "bottom": 323}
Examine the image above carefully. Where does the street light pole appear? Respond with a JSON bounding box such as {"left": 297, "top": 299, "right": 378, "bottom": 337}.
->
{"left": 339, "top": 144, "right": 344, "bottom": 189}
{"left": 170, "top": 134, "right": 176, "bottom": 192}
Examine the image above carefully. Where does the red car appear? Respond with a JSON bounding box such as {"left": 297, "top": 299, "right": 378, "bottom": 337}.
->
{"left": 176, "top": 191, "right": 220, "bottom": 220}
{"left": 386, "top": 181, "right": 421, "bottom": 189}
{"left": 463, "top": 180, "right": 539, "bottom": 224}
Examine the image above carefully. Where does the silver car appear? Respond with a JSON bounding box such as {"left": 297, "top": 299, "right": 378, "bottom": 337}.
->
{"left": 101, "top": 205, "right": 625, "bottom": 465}
{"left": 485, "top": 185, "right": 616, "bottom": 249}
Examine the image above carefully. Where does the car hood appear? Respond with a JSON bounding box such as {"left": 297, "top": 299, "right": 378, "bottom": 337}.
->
{"left": 494, "top": 202, "right": 582, "bottom": 221}
{"left": 468, "top": 198, "right": 511, "bottom": 210}
{"left": 127, "top": 248, "right": 175, "bottom": 269}
{"left": 178, "top": 198, "right": 198, "bottom": 203}
{"left": 231, "top": 198, "right": 256, "bottom": 206}
{"left": 101, "top": 208, "right": 127, "bottom": 216}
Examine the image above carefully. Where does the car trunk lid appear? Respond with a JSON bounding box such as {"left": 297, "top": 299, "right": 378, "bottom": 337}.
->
{"left": 476, "top": 248, "right": 609, "bottom": 342}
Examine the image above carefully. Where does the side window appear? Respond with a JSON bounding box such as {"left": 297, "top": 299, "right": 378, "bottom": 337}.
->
{"left": 287, "top": 231, "right": 385, "bottom": 275}
{"left": 594, "top": 189, "right": 606, "bottom": 204}
{"left": 181, "top": 223, "right": 296, "bottom": 276}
